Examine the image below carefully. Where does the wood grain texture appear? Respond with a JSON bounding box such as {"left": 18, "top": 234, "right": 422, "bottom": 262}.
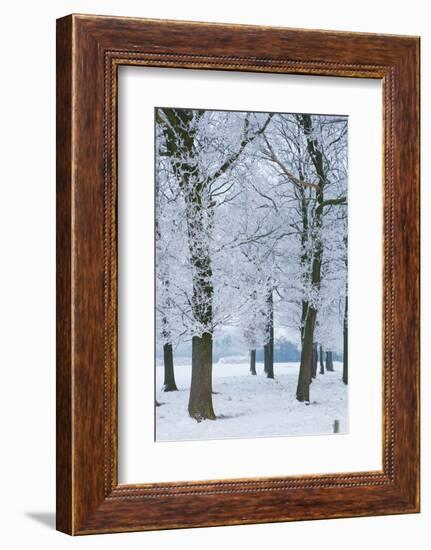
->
{"left": 56, "top": 15, "right": 73, "bottom": 535}
{"left": 56, "top": 14, "right": 420, "bottom": 535}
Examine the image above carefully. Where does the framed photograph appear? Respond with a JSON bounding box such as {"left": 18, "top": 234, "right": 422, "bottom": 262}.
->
{"left": 56, "top": 14, "right": 420, "bottom": 535}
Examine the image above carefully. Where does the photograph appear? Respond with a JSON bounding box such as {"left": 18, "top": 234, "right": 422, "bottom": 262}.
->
{"left": 155, "top": 107, "right": 349, "bottom": 441}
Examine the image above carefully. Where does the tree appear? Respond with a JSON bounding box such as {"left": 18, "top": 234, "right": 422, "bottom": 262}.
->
{"left": 156, "top": 108, "right": 272, "bottom": 420}
{"left": 342, "top": 294, "right": 348, "bottom": 384}
{"left": 216, "top": 132, "right": 281, "bottom": 380}
{"left": 294, "top": 114, "right": 327, "bottom": 401}
{"left": 312, "top": 343, "right": 318, "bottom": 379}
{"left": 259, "top": 118, "right": 315, "bottom": 384}
{"left": 162, "top": 342, "right": 177, "bottom": 391}
{"left": 155, "top": 151, "right": 185, "bottom": 393}
{"left": 263, "top": 288, "right": 274, "bottom": 378}
{"left": 319, "top": 345, "right": 325, "bottom": 374}
{"left": 342, "top": 233, "right": 348, "bottom": 385}
{"left": 316, "top": 221, "right": 347, "bottom": 378}
{"left": 250, "top": 349, "right": 257, "bottom": 375}
{"left": 325, "top": 351, "right": 335, "bottom": 371}
{"left": 262, "top": 113, "right": 347, "bottom": 401}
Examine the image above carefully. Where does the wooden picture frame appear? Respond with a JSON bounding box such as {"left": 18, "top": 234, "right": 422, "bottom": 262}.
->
{"left": 56, "top": 14, "right": 420, "bottom": 535}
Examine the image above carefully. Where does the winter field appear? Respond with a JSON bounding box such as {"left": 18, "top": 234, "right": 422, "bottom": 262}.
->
{"left": 155, "top": 108, "right": 348, "bottom": 434}
{"left": 155, "top": 361, "right": 348, "bottom": 442}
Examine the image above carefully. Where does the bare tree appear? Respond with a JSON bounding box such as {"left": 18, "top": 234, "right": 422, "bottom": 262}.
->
{"left": 156, "top": 108, "right": 272, "bottom": 420}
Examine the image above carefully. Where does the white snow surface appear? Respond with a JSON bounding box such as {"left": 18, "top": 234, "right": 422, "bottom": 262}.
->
{"left": 156, "top": 361, "right": 348, "bottom": 442}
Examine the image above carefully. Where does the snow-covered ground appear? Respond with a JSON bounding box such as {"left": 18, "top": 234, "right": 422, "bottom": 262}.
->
{"left": 155, "top": 361, "right": 348, "bottom": 441}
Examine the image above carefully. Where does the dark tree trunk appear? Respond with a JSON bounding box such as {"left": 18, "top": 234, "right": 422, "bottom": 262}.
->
{"left": 300, "top": 300, "right": 308, "bottom": 344}
{"left": 295, "top": 113, "right": 327, "bottom": 403}
{"left": 186, "top": 233, "right": 215, "bottom": 418}
{"left": 325, "top": 351, "right": 334, "bottom": 372}
{"left": 264, "top": 290, "right": 274, "bottom": 379}
{"left": 185, "top": 208, "right": 215, "bottom": 418}
{"left": 264, "top": 343, "right": 272, "bottom": 377}
{"left": 186, "top": 191, "right": 215, "bottom": 419}
{"left": 188, "top": 333, "right": 216, "bottom": 421}
{"left": 250, "top": 349, "right": 257, "bottom": 375}
{"left": 264, "top": 340, "right": 274, "bottom": 378}
{"left": 342, "top": 294, "right": 348, "bottom": 384}
{"left": 162, "top": 342, "right": 178, "bottom": 391}
{"left": 319, "top": 344, "right": 325, "bottom": 374}
{"left": 296, "top": 307, "right": 317, "bottom": 401}
{"left": 311, "top": 342, "right": 318, "bottom": 379}
{"left": 299, "top": 186, "right": 309, "bottom": 346}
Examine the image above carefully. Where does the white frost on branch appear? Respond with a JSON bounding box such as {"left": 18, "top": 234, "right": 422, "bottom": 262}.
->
{"left": 155, "top": 108, "right": 347, "bottom": 352}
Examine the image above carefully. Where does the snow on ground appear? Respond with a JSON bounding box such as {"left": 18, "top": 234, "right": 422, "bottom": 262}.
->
{"left": 156, "top": 361, "right": 348, "bottom": 441}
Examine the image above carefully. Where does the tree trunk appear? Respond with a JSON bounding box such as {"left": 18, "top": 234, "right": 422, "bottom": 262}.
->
{"left": 295, "top": 114, "right": 326, "bottom": 403}
{"left": 300, "top": 187, "right": 309, "bottom": 346}
{"left": 186, "top": 194, "right": 215, "bottom": 419}
{"left": 296, "top": 307, "right": 317, "bottom": 402}
{"left": 188, "top": 333, "right": 216, "bottom": 421}
{"left": 319, "top": 344, "right": 325, "bottom": 374}
{"left": 250, "top": 349, "right": 257, "bottom": 375}
{"left": 342, "top": 294, "right": 348, "bottom": 384}
{"left": 264, "top": 290, "right": 274, "bottom": 379}
{"left": 326, "top": 351, "right": 334, "bottom": 372}
{"left": 311, "top": 343, "right": 318, "bottom": 379}
{"left": 264, "top": 340, "right": 274, "bottom": 378}
{"left": 300, "top": 300, "right": 308, "bottom": 344}
{"left": 162, "top": 342, "right": 178, "bottom": 391}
